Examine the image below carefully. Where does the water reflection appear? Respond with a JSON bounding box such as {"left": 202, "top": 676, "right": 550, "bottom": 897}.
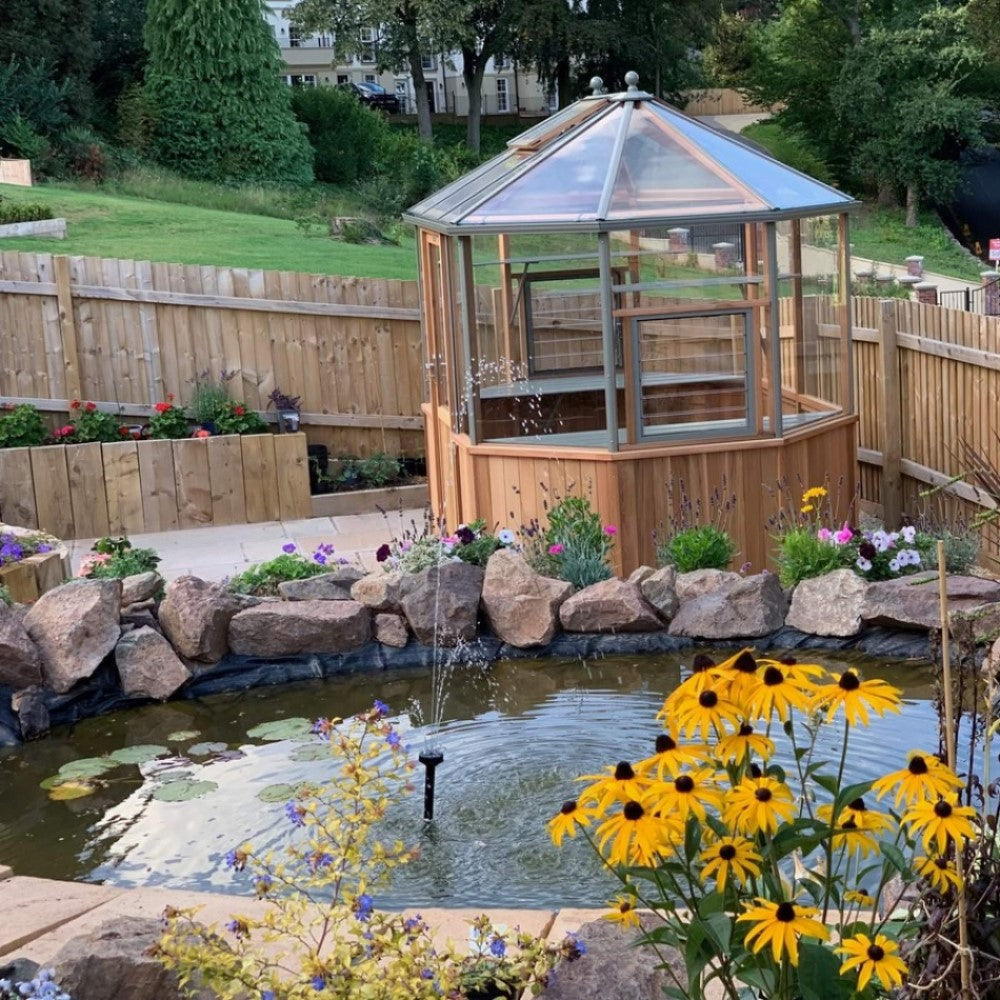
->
{"left": 0, "top": 651, "right": 941, "bottom": 907}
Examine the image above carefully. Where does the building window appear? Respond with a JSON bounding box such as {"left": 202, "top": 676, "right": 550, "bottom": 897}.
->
{"left": 496, "top": 77, "right": 508, "bottom": 112}
{"left": 545, "top": 83, "right": 558, "bottom": 111}
{"left": 395, "top": 80, "right": 408, "bottom": 113}
{"left": 285, "top": 74, "right": 316, "bottom": 87}
{"left": 337, "top": 74, "right": 349, "bottom": 85}
{"left": 494, "top": 55, "right": 508, "bottom": 71}
{"left": 363, "top": 73, "right": 377, "bottom": 84}
{"left": 421, "top": 54, "right": 436, "bottom": 71}
{"left": 288, "top": 24, "right": 301, "bottom": 47}
{"left": 316, "top": 34, "right": 332, "bottom": 48}
{"left": 359, "top": 26, "right": 376, "bottom": 63}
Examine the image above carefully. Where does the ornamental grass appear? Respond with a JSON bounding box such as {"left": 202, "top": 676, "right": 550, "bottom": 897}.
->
{"left": 548, "top": 648, "right": 980, "bottom": 1000}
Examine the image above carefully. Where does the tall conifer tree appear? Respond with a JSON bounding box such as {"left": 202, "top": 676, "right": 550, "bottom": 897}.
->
{"left": 144, "top": 0, "right": 313, "bottom": 184}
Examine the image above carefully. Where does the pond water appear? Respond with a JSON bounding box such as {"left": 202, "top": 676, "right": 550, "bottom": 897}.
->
{"left": 0, "top": 650, "right": 942, "bottom": 909}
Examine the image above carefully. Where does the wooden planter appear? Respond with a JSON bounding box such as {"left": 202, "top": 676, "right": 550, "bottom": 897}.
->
{"left": 0, "top": 550, "right": 69, "bottom": 602}
{"left": 0, "top": 433, "right": 312, "bottom": 540}
{"left": 310, "top": 481, "right": 430, "bottom": 517}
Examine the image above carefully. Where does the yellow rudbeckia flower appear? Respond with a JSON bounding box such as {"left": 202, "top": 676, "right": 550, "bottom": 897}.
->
{"left": 737, "top": 898, "right": 829, "bottom": 966}
{"left": 837, "top": 933, "right": 907, "bottom": 991}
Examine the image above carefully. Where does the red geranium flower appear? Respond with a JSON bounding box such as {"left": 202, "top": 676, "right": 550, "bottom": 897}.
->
{"left": 85, "top": 401, "right": 97, "bottom": 412}
{"left": 57, "top": 425, "right": 74, "bottom": 436}
{"left": 234, "top": 405, "right": 245, "bottom": 416}
{"left": 155, "top": 402, "right": 171, "bottom": 413}
{"left": 69, "top": 399, "right": 80, "bottom": 410}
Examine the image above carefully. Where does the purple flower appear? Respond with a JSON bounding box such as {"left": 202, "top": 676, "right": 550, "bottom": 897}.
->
{"left": 319, "top": 543, "right": 336, "bottom": 556}
{"left": 404, "top": 915, "right": 424, "bottom": 933}
{"left": 373, "top": 699, "right": 390, "bottom": 717}
{"left": 281, "top": 542, "right": 296, "bottom": 554}
{"left": 308, "top": 851, "right": 334, "bottom": 871}
{"left": 224, "top": 848, "right": 247, "bottom": 871}
{"left": 353, "top": 893, "right": 374, "bottom": 922}
{"left": 36, "top": 542, "right": 51, "bottom": 553}
{"left": 566, "top": 933, "right": 586, "bottom": 956}
{"left": 420, "top": 969, "right": 435, "bottom": 981}
{"left": 489, "top": 935, "right": 506, "bottom": 958}
{"left": 386, "top": 730, "right": 401, "bottom": 750}
{"left": 456, "top": 525, "right": 475, "bottom": 545}
{"left": 313, "top": 552, "right": 327, "bottom": 565}
{"left": 254, "top": 875, "right": 273, "bottom": 896}
{"left": 311, "top": 717, "right": 332, "bottom": 741}
{"left": 375, "top": 543, "right": 391, "bottom": 563}
{"left": 285, "top": 800, "right": 306, "bottom": 827}
{"left": 310, "top": 974, "right": 326, "bottom": 991}
{"left": 263, "top": 992, "right": 276, "bottom": 1000}
{"left": 226, "top": 918, "right": 249, "bottom": 939}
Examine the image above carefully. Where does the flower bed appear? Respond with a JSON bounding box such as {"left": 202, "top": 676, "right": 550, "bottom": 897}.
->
{"left": 0, "top": 433, "right": 311, "bottom": 540}
{"left": 0, "top": 526, "right": 69, "bottom": 603}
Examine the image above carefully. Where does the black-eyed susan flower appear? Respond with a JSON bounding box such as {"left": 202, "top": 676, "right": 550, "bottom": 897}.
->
{"left": 838, "top": 796, "right": 896, "bottom": 835}
{"left": 713, "top": 648, "right": 762, "bottom": 705}
{"left": 816, "top": 808, "right": 880, "bottom": 858}
{"left": 871, "top": 751, "right": 965, "bottom": 807}
{"left": 647, "top": 767, "right": 723, "bottom": 823}
{"left": 809, "top": 669, "right": 902, "bottom": 727}
{"left": 737, "top": 898, "right": 829, "bottom": 965}
{"left": 635, "top": 732, "right": 708, "bottom": 780}
{"left": 836, "top": 932, "right": 907, "bottom": 991}
{"left": 903, "top": 797, "right": 977, "bottom": 855}
{"left": 843, "top": 889, "right": 875, "bottom": 908}
{"left": 746, "top": 661, "right": 817, "bottom": 722}
{"left": 604, "top": 894, "right": 641, "bottom": 929}
{"left": 699, "top": 837, "right": 761, "bottom": 892}
{"left": 915, "top": 855, "right": 964, "bottom": 894}
{"left": 673, "top": 686, "right": 743, "bottom": 741}
{"left": 577, "top": 761, "right": 649, "bottom": 812}
{"left": 547, "top": 799, "right": 599, "bottom": 847}
{"left": 596, "top": 799, "right": 677, "bottom": 866}
{"left": 659, "top": 654, "right": 720, "bottom": 718}
{"left": 723, "top": 776, "right": 796, "bottom": 836}
{"left": 715, "top": 723, "right": 775, "bottom": 765}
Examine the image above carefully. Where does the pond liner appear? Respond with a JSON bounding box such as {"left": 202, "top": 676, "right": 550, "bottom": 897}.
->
{"left": 0, "top": 627, "right": 935, "bottom": 746}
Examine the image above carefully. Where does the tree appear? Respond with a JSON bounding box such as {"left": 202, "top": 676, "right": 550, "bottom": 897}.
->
{"left": 832, "top": 6, "right": 985, "bottom": 224}
{"left": 91, "top": 0, "right": 149, "bottom": 132}
{"left": 292, "top": 0, "right": 438, "bottom": 140}
{"left": 143, "top": 0, "right": 313, "bottom": 185}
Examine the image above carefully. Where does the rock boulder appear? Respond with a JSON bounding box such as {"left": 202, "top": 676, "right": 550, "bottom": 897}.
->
{"left": 559, "top": 578, "right": 662, "bottom": 633}
{"left": 639, "top": 565, "right": 679, "bottom": 621}
{"left": 674, "top": 568, "right": 742, "bottom": 602}
{"left": 351, "top": 571, "right": 408, "bottom": 613}
{"left": 786, "top": 569, "right": 869, "bottom": 637}
{"left": 278, "top": 567, "right": 365, "bottom": 601}
{"left": 0, "top": 603, "right": 42, "bottom": 689}
{"left": 11, "top": 686, "right": 49, "bottom": 741}
{"left": 374, "top": 612, "right": 408, "bottom": 648}
{"left": 538, "top": 914, "right": 684, "bottom": 1000}
{"left": 862, "top": 573, "right": 1000, "bottom": 630}
{"left": 228, "top": 600, "right": 371, "bottom": 656}
{"left": 669, "top": 571, "right": 787, "bottom": 638}
{"left": 158, "top": 576, "right": 241, "bottom": 662}
{"left": 24, "top": 579, "right": 121, "bottom": 693}
{"left": 115, "top": 626, "right": 192, "bottom": 701}
{"left": 119, "top": 571, "right": 163, "bottom": 607}
{"left": 400, "top": 562, "right": 485, "bottom": 646}
{"left": 481, "top": 549, "right": 574, "bottom": 647}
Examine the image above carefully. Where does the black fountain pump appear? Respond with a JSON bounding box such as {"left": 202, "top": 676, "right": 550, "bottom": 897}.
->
{"left": 418, "top": 749, "right": 444, "bottom": 821}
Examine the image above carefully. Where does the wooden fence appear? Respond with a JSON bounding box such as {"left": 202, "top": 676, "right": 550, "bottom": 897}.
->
{"left": 0, "top": 433, "right": 311, "bottom": 540}
{"left": 0, "top": 251, "right": 425, "bottom": 459}
{"left": 679, "top": 88, "right": 775, "bottom": 116}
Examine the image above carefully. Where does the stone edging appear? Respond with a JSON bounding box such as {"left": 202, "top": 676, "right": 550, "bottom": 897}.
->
{"left": 0, "top": 218, "right": 66, "bottom": 239}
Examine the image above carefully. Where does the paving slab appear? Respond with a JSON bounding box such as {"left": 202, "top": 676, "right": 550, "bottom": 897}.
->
{"left": 0, "top": 877, "right": 124, "bottom": 960}
{"left": 546, "top": 907, "right": 604, "bottom": 942}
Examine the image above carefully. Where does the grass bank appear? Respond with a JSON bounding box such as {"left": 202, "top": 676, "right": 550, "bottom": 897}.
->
{"left": 0, "top": 181, "right": 418, "bottom": 278}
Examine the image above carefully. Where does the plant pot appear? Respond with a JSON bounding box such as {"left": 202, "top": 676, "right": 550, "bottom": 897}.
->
{"left": 199, "top": 421, "right": 218, "bottom": 436}
{"left": 277, "top": 409, "right": 301, "bottom": 433}
{"left": 403, "top": 456, "right": 427, "bottom": 477}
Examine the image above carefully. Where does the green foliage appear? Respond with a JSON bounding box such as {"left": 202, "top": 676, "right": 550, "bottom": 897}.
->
{"left": 228, "top": 547, "right": 335, "bottom": 596}
{"left": 188, "top": 370, "right": 235, "bottom": 425}
{"left": 0, "top": 404, "right": 47, "bottom": 448}
{"left": 213, "top": 400, "right": 269, "bottom": 436}
{"left": 0, "top": 200, "right": 55, "bottom": 225}
{"left": 147, "top": 395, "right": 190, "bottom": 439}
{"left": 658, "top": 524, "right": 737, "bottom": 574}
{"left": 83, "top": 535, "right": 161, "bottom": 581}
{"left": 52, "top": 125, "right": 115, "bottom": 182}
{"left": 0, "top": 583, "right": 10, "bottom": 606}
{"left": 0, "top": 115, "right": 52, "bottom": 168}
{"left": 290, "top": 85, "right": 386, "bottom": 186}
{"left": 56, "top": 399, "right": 128, "bottom": 443}
{"left": 775, "top": 525, "right": 849, "bottom": 588}
{"left": 143, "top": 0, "right": 313, "bottom": 185}
{"left": 115, "top": 83, "right": 157, "bottom": 156}
{"left": 535, "top": 495, "right": 615, "bottom": 589}
{"left": 357, "top": 453, "right": 403, "bottom": 488}
{"left": 740, "top": 121, "right": 833, "bottom": 185}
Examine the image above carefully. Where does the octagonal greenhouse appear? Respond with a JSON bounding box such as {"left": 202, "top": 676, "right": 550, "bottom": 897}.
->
{"left": 404, "top": 75, "right": 860, "bottom": 574}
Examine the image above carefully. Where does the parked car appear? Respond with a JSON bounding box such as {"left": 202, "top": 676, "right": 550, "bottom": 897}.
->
{"left": 339, "top": 81, "right": 400, "bottom": 114}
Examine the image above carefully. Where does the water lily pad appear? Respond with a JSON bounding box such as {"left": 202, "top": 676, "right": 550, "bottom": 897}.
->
{"left": 166, "top": 730, "right": 200, "bottom": 742}
{"left": 151, "top": 779, "right": 218, "bottom": 802}
{"left": 49, "top": 780, "right": 98, "bottom": 800}
{"left": 257, "top": 783, "right": 299, "bottom": 803}
{"left": 187, "top": 742, "right": 229, "bottom": 756}
{"left": 291, "top": 743, "right": 331, "bottom": 762}
{"left": 57, "top": 757, "right": 117, "bottom": 779}
{"left": 109, "top": 745, "right": 170, "bottom": 765}
{"left": 246, "top": 718, "right": 312, "bottom": 742}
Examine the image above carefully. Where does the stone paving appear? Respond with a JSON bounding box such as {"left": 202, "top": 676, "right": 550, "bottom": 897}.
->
{"left": 66, "top": 508, "right": 427, "bottom": 583}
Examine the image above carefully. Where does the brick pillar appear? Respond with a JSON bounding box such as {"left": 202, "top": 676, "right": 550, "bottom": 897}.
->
{"left": 667, "top": 227, "right": 690, "bottom": 252}
{"left": 905, "top": 255, "right": 924, "bottom": 278}
{"left": 712, "top": 241, "right": 735, "bottom": 269}
{"left": 914, "top": 282, "right": 937, "bottom": 305}
{"left": 982, "top": 272, "right": 1000, "bottom": 316}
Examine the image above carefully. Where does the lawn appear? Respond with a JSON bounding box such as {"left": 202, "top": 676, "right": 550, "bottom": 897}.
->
{"left": 0, "top": 182, "right": 419, "bottom": 279}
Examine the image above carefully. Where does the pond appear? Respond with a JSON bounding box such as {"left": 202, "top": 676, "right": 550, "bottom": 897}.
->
{"left": 0, "top": 649, "right": 942, "bottom": 909}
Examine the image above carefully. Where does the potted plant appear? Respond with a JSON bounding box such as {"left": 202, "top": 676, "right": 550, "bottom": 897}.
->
{"left": 189, "top": 369, "right": 237, "bottom": 433}
{"left": 268, "top": 387, "right": 302, "bottom": 433}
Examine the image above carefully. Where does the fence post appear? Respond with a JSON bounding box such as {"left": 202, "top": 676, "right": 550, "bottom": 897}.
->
{"left": 53, "top": 255, "right": 83, "bottom": 403}
{"left": 877, "top": 299, "right": 902, "bottom": 528}
{"left": 981, "top": 272, "right": 1000, "bottom": 316}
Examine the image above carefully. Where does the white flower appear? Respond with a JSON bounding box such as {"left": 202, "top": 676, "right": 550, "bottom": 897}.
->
{"left": 901, "top": 525, "right": 917, "bottom": 544}
{"left": 856, "top": 557, "right": 872, "bottom": 572}
{"left": 497, "top": 528, "right": 516, "bottom": 546}
{"left": 889, "top": 557, "right": 901, "bottom": 573}
{"left": 871, "top": 531, "right": 891, "bottom": 553}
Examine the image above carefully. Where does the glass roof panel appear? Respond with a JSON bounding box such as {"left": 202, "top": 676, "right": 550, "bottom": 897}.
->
{"left": 408, "top": 148, "right": 524, "bottom": 221}
{"left": 461, "top": 110, "right": 622, "bottom": 225}
{"left": 651, "top": 105, "right": 854, "bottom": 211}
{"left": 507, "top": 97, "right": 610, "bottom": 150}
{"left": 606, "top": 104, "right": 765, "bottom": 220}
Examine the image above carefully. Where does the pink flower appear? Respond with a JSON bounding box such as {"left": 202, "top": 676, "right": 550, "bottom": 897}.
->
{"left": 604, "top": 525, "right": 617, "bottom": 536}
{"left": 548, "top": 543, "right": 564, "bottom": 556}
{"left": 834, "top": 523, "right": 854, "bottom": 545}
{"left": 77, "top": 552, "right": 111, "bottom": 577}
{"left": 817, "top": 528, "right": 832, "bottom": 542}
{"left": 194, "top": 428, "right": 211, "bottom": 439}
